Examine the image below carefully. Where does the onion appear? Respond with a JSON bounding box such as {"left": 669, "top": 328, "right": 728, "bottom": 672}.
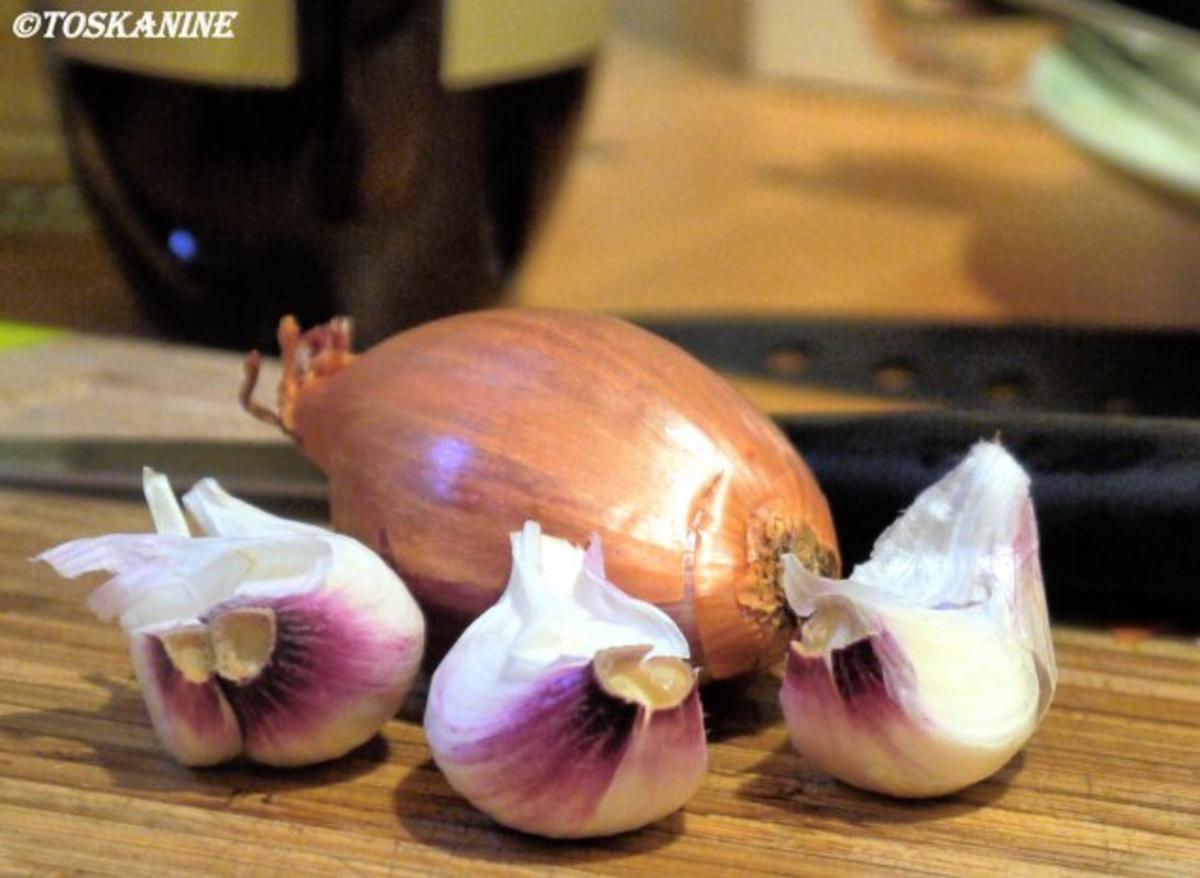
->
{"left": 241, "top": 310, "right": 839, "bottom": 679}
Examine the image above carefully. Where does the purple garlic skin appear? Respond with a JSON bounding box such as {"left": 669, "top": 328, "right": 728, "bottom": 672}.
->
{"left": 778, "top": 441, "right": 1056, "bottom": 798}
{"left": 39, "top": 471, "right": 426, "bottom": 768}
{"left": 424, "top": 523, "right": 707, "bottom": 838}
{"left": 201, "top": 590, "right": 420, "bottom": 767}
{"left": 429, "top": 651, "right": 705, "bottom": 837}
{"left": 132, "top": 627, "right": 242, "bottom": 765}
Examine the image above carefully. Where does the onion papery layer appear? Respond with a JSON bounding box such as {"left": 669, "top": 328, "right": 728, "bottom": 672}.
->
{"left": 429, "top": 656, "right": 705, "bottom": 838}
{"left": 243, "top": 311, "right": 839, "bottom": 679}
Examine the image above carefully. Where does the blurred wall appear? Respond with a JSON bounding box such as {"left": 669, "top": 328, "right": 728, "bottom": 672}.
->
{"left": 0, "top": 0, "right": 62, "bottom": 175}
{"left": 614, "top": 0, "right": 1058, "bottom": 106}
{"left": 612, "top": 0, "right": 747, "bottom": 69}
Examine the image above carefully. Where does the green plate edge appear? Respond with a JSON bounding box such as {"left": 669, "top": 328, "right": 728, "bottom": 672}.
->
{"left": 1028, "top": 39, "right": 1200, "bottom": 203}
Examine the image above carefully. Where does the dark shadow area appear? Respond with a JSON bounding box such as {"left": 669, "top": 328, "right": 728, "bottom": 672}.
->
{"left": 0, "top": 672, "right": 389, "bottom": 796}
{"left": 397, "top": 669, "right": 430, "bottom": 723}
{"left": 700, "top": 670, "right": 785, "bottom": 742}
{"left": 736, "top": 740, "right": 1020, "bottom": 826}
{"left": 391, "top": 758, "right": 683, "bottom": 866}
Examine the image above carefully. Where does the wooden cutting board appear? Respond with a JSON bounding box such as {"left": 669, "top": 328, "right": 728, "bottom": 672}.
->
{"left": 1, "top": 334, "right": 1198, "bottom": 876}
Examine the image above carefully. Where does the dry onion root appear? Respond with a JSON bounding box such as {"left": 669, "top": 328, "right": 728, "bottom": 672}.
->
{"left": 242, "top": 310, "right": 839, "bottom": 679}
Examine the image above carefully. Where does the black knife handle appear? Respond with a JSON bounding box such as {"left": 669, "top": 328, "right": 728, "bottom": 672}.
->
{"left": 642, "top": 317, "right": 1200, "bottom": 418}
{"left": 777, "top": 411, "right": 1200, "bottom": 629}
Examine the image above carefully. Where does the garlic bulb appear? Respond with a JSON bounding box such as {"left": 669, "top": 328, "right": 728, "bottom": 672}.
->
{"left": 780, "top": 442, "right": 1056, "bottom": 798}
{"left": 424, "top": 522, "right": 706, "bottom": 838}
{"left": 38, "top": 469, "right": 425, "bottom": 767}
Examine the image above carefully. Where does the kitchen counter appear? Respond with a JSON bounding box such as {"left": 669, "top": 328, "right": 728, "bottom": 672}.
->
{"left": 2, "top": 37, "right": 1199, "bottom": 876}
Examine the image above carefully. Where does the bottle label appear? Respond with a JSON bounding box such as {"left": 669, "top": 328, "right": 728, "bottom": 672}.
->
{"left": 440, "top": 0, "right": 608, "bottom": 88}
{"left": 46, "top": 0, "right": 607, "bottom": 89}
{"left": 47, "top": 0, "right": 298, "bottom": 87}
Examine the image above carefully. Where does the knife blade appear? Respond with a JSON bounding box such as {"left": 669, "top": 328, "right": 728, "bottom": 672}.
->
{"left": 3, "top": 410, "right": 1197, "bottom": 628}
{"left": 0, "top": 439, "right": 328, "bottom": 512}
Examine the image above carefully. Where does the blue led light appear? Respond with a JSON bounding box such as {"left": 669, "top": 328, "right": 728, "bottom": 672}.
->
{"left": 167, "top": 228, "right": 198, "bottom": 262}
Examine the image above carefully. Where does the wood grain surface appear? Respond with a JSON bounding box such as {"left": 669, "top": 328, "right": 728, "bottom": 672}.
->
{"left": 2, "top": 483, "right": 1199, "bottom": 876}
{"left": 2, "top": 33, "right": 1200, "bottom": 877}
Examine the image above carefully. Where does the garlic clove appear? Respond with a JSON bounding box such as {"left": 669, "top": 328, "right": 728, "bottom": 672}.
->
{"left": 202, "top": 588, "right": 422, "bottom": 767}
{"left": 180, "top": 475, "right": 328, "bottom": 540}
{"left": 208, "top": 606, "right": 276, "bottom": 684}
{"left": 129, "top": 623, "right": 242, "bottom": 766}
{"left": 424, "top": 522, "right": 706, "bottom": 838}
{"left": 38, "top": 469, "right": 425, "bottom": 768}
{"left": 779, "top": 441, "right": 1056, "bottom": 798}
{"left": 585, "top": 646, "right": 707, "bottom": 835}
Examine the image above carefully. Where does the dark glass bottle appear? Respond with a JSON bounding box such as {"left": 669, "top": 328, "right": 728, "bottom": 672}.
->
{"left": 51, "top": 2, "right": 592, "bottom": 349}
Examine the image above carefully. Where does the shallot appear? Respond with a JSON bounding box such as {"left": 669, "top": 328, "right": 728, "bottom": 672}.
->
{"left": 242, "top": 310, "right": 839, "bottom": 679}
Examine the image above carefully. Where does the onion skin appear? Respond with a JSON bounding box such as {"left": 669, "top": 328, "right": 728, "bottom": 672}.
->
{"left": 243, "top": 310, "right": 839, "bottom": 679}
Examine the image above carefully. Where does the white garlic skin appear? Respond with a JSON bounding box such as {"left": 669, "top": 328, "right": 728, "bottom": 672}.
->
{"left": 38, "top": 471, "right": 425, "bottom": 767}
{"left": 424, "top": 523, "right": 707, "bottom": 838}
{"left": 780, "top": 442, "right": 1056, "bottom": 798}
{"left": 782, "top": 601, "right": 1040, "bottom": 797}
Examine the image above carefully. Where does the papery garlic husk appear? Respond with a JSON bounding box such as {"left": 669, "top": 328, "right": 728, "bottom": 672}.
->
{"left": 779, "top": 441, "right": 1057, "bottom": 798}
{"left": 38, "top": 469, "right": 425, "bottom": 767}
{"left": 424, "top": 522, "right": 706, "bottom": 838}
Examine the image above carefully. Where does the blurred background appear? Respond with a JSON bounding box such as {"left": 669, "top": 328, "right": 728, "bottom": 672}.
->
{"left": 1, "top": 0, "right": 1199, "bottom": 352}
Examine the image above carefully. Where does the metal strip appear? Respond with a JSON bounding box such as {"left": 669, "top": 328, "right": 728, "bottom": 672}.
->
{"left": 639, "top": 318, "right": 1200, "bottom": 418}
{"left": 3, "top": 409, "right": 1197, "bottom": 625}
